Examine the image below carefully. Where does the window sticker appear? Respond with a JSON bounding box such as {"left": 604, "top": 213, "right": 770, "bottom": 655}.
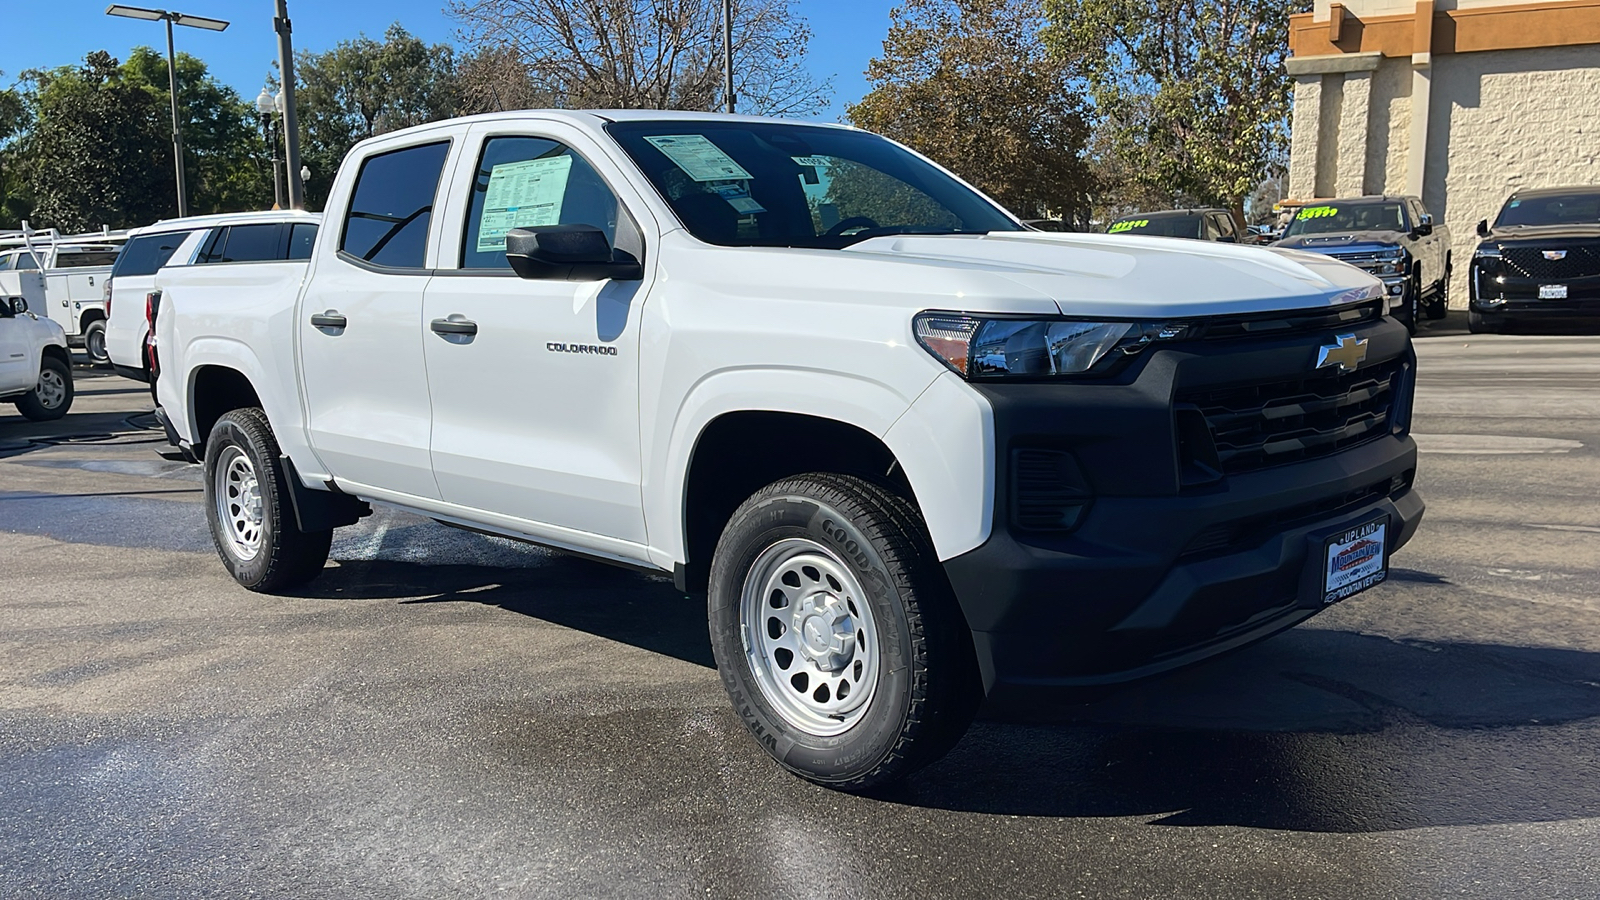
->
{"left": 643, "top": 134, "right": 752, "bottom": 182}
{"left": 791, "top": 155, "right": 831, "bottom": 168}
{"left": 1297, "top": 205, "right": 1339, "bottom": 220}
{"left": 475, "top": 155, "right": 574, "bottom": 253}
{"left": 1508, "top": 200, "right": 1522, "bottom": 208}
{"left": 1108, "top": 220, "right": 1148, "bottom": 233}
{"left": 713, "top": 182, "right": 766, "bottom": 215}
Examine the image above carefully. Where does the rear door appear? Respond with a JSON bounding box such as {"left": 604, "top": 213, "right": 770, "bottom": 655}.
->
{"left": 420, "top": 123, "right": 654, "bottom": 549}
{"left": 299, "top": 140, "right": 451, "bottom": 499}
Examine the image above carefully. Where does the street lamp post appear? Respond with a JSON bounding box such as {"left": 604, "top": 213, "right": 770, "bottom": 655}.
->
{"left": 255, "top": 88, "right": 285, "bottom": 210}
{"left": 274, "top": 0, "right": 305, "bottom": 209}
{"left": 105, "top": 4, "right": 229, "bottom": 219}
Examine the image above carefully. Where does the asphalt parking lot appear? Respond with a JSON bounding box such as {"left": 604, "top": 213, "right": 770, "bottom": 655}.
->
{"left": 4, "top": 320, "right": 1600, "bottom": 899}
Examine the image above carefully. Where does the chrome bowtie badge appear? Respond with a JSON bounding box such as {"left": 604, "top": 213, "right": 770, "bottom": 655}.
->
{"left": 1543, "top": 250, "right": 1568, "bottom": 260}
{"left": 1316, "top": 333, "right": 1368, "bottom": 373}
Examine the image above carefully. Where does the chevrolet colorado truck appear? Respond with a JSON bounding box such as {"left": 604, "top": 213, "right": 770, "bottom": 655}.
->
{"left": 1273, "top": 195, "right": 1450, "bottom": 333}
{"left": 153, "top": 111, "right": 1424, "bottom": 789}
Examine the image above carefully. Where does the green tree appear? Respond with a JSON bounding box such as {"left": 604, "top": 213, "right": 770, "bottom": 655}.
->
{"left": 847, "top": 0, "right": 1093, "bottom": 224}
{"left": 120, "top": 47, "right": 272, "bottom": 215}
{"left": 1045, "top": 0, "right": 1303, "bottom": 226}
{"left": 0, "top": 74, "right": 32, "bottom": 228}
{"left": 292, "top": 25, "right": 460, "bottom": 208}
{"left": 22, "top": 51, "right": 172, "bottom": 231}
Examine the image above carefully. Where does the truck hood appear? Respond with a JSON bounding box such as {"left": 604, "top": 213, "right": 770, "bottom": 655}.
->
{"left": 838, "top": 231, "right": 1382, "bottom": 318}
{"left": 1481, "top": 223, "right": 1600, "bottom": 243}
{"left": 1272, "top": 231, "right": 1406, "bottom": 253}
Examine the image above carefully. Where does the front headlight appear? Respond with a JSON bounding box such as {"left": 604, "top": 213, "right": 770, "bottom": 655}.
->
{"left": 1473, "top": 245, "right": 1502, "bottom": 260}
{"left": 914, "top": 314, "right": 1186, "bottom": 378}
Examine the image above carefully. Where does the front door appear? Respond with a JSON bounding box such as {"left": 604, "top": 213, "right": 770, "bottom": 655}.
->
{"left": 421, "top": 128, "right": 653, "bottom": 547}
{"left": 0, "top": 311, "right": 34, "bottom": 396}
{"left": 300, "top": 140, "right": 452, "bottom": 499}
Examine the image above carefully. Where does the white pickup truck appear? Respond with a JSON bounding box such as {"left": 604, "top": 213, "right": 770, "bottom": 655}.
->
{"left": 0, "top": 228, "right": 127, "bottom": 364}
{"left": 0, "top": 294, "right": 74, "bottom": 420}
{"left": 154, "top": 110, "right": 1424, "bottom": 789}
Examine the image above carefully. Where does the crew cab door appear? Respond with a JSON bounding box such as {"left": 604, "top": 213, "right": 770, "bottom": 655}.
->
{"left": 299, "top": 140, "right": 451, "bottom": 500}
{"left": 1411, "top": 199, "right": 1446, "bottom": 286}
{"left": 0, "top": 306, "right": 36, "bottom": 395}
{"left": 420, "top": 124, "right": 654, "bottom": 550}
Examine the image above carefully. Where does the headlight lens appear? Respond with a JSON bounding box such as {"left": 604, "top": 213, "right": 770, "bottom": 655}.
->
{"left": 1474, "top": 245, "right": 1502, "bottom": 260}
{"left": 914, "top": 315, "right": 1185, "bottom": 378}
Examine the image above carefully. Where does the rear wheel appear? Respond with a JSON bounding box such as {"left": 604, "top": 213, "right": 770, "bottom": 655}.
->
{"left": 204, "top": 408, "right": 332, "bottom": 591}
{"left": 1424, "top": 267, "right": 1450, "bottom": 320}
{"left": 708, "top": 473, "right": 980, "bottom": 790}
{"left": 15, "top": 356, "right": 73, "bottom": 421}
{"left": 1399, "top": 273, "right": 1421, "bottom": 335}
{"left": 83, "top": 320, "right": 109, "bottom": 365}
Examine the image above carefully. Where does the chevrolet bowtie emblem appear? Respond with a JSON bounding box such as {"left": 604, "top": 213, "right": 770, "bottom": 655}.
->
{"left": 1543, "top": 250, "right": 1568, "bottom": 260}
{"left": 1316, "top": 333, "right": 1368, "bottom": 373}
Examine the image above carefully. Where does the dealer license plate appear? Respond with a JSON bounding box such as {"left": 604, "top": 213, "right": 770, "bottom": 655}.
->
{"left": 1540, "top": 284, "right": 1568, "bottom": 299}
{"left": 1322, "top": 518, "right": 1388, "bottom": 604}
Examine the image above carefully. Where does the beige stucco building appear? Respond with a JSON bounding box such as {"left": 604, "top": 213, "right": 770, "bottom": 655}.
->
{"left": 1286, "top": 0, "right": 1600, "bottom": 305}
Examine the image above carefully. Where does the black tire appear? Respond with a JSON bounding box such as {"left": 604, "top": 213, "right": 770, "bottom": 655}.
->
{"left": 708, "top": 473, "right": 981, "bottom": 790}
{"left": 1400, "top": 274, "right": 1420, "bottom": 335}
{"left": 83, "top": 319, "right": 109, "bottom": 365}
{"left": 203, "top": 407, "right": 332, "bottom": 591}
{"left": 1425, "top": 268, "right": 1450, "bottom": 320}
{"left": 1468, "top": 311, "right": 1501, "bottom": 334}
{"left": 15, "top": 355, "right": 74, "bottom": 421}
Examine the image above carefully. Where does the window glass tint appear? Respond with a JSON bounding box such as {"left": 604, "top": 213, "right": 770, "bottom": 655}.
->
{"left": 1108, "top": 215, "right": 1203, "bottom": 238}
{"left": 1495, "top": 192, "right": 1600, "bottom": 227}
{"left": 288, "top": 223, "right": 318, "bottom": 260}
{"left": 112, "top": 232, "right": 189, "bottom": 277}
{"left": 54, "top": 250, "right": 121, "bottom": 268}
{"left": 606, "top": 121, "right": 1018, "bottom": 248}
{"left": 1282, "top": 202, "right": 1405, "bottom": 236}
{"left": 341, "top": 141, "right": 450, "bottom": 268}
{"left": 196, "top": 228, "right": 227, "bottom": 264}
{"left": 461, "top": 137, "right": 621, "bottom": 269}
{"left": 9, "top": 252, "right": 40, "bottom": 270}
{"left": 0, "top": 253, "right": 11, "bottom": 271}
{"left": 220, "top": 224, "right": 284, "bottom": 262}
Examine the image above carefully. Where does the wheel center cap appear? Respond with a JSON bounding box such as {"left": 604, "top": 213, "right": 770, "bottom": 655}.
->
{"left": 794, "top": 593, "right": 855, "bottom": 672}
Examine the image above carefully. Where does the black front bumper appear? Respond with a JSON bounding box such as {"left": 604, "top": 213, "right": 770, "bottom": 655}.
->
{"left": 940, "top": 317, "right": 1423, "bottom": 692}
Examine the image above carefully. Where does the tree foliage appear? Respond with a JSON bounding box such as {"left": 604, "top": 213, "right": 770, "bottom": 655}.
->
{"left": 293, "top": 25, "right": 461, "bottom": 207}
{"left": 847, "top": 0, "right": 1093, "bottom": 225}
{"left": 449, "top": 0, "right": 830, "bottom": 116}
{"left": 1045, "top": 0, "right": 1302, "bottom": 223}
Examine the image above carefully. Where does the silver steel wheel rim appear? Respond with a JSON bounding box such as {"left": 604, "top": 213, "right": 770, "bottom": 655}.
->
{"left": 215, "top": 446, "right": 264, "bottom": 561}
{"left": 35, "top": 369, "right": 66, "bottom": 409}
{"left": 741, "top": 537, "right": 881, "bottom": 737}
{"left": 86, "top": 329, "right": 106, "bottom": 360}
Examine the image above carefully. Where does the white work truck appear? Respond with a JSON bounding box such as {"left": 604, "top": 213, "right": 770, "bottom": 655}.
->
{"left": 0, "top": 227, "right": 127, "bottom": 365}
{"left": 0, "top": 294, "right": 74, "bottom": 420}
{"left": 154, "top": 111, "right": 1425, "bottom": 789}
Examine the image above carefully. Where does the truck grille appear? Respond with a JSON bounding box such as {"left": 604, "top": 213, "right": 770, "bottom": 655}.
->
{"left": 1178, "top": 359, "right": 1403, "bottom": 475}
{"left": 1502, "top": 246, "right": 1600, "bottom": 280}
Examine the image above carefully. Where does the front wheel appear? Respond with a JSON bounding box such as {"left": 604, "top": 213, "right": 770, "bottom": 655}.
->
{"left": 83, "top": 320, "right": 109, "bottom": 365}
{"left": 15, "top": 355, "right": 74, "bottom": 421}
{"left": 204, "top": 407, "right": 331, "bottom": 591}
{"left": 708, "top": 473, "right": 980, "bottom": 790}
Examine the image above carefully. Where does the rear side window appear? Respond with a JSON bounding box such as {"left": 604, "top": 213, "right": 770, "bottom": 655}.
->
{"left": 111, "top": 232, "right": 189, "bottom": 277}
{"left": 341, "top": 141, "right": 451, "bottom": 269}
{"left": 221, "top": 224, "right": 285, "bottom": 262}
{"left": 288, "top": 223, "right": 318, "bottom": 260}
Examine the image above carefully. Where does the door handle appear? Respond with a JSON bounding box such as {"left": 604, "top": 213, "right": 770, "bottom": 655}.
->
{"left": 430, "top": 317, "right": 478, "bottom": 336}
{"left": 310, "top": 311, "right": 347, "bottom": 330}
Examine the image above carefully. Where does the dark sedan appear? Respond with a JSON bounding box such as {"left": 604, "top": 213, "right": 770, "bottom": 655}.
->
{"left": 1470, "top": 186, "right": 1600, "bottom": 333}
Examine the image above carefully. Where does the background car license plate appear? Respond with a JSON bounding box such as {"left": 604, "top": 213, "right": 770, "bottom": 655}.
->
{"left": 1540, "top": 284, "right": 1568, "bottom": 299}
{"left": 1323, "top": 518, "right": 1388, "bottom": 604}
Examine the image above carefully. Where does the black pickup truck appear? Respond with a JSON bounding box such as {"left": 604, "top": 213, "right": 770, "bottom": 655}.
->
{"left": 1469, "top": 186, "right": 1600, "bottom": 333}
{"left": 1273, "top": 196, "right": 1450, "bottom": 334}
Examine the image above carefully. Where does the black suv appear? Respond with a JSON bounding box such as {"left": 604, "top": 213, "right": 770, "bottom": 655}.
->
{"left": 1469, "top": 186, "right": 1600, "bottom": 333}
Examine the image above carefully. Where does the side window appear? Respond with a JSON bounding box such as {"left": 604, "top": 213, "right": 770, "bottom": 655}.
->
{"left": 288, "top": 223, "right": 318, "bottom": 260}
{"left": 220, "top": 224, "right": 285, "bottom": 262}
{"left": 111, "top": 232, "right": 189, "bottom": 277}
{"left": 341, "top": 141, "right": 451, "bottom": 269}
{"left": 460, "top": 135, "right": 620, "bottom": 269}
{"left": 196, "top": 228, "right": 227, "bottom": 264}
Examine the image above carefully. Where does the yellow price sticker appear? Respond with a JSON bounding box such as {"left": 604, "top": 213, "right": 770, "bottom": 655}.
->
{"left": 1109, "top": 219, "right": 1148, "bottom": 233}
{"left": 1297, "top": 206, "right": 1339, "bottom": 220}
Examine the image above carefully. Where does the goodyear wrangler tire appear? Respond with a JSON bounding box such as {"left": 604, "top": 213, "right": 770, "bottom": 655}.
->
{"left": 708, "top": 473, "right": 980, "bottom": 790}
{"left": 204, "top": 408, "right": 331, "bottom": 592}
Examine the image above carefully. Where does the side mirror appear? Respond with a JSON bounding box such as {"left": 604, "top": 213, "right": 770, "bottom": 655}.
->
{"left": 6, "top": 297, "right": 28, "bottom": 316}
{"left": 1476, "top": 218, "right": 1491, "bottom": 238}
{"left": 505, "top": 225, "right": 643, "bottom": 282}
{"left": 1413, "top": 213, "right": 1433, "bottom": 237}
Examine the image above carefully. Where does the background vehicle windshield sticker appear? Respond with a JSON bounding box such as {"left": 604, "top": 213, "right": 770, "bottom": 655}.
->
{"left": 644, "top": 135, "right": 752, "bottom": 182}
{"left": 1298, "top": 206, "right": 1339, "bottom": 220}
{"left": 713, "top": 182, "right": 766, "bottom": 215}
{"left": 1109, "top": 220, "right": 1147, "bottom": 233}
{"left": 791, "top": 156, "right": 831, "bottom": 168}
{"left": 475, "top": 155, "right": 573, "bottom": 253}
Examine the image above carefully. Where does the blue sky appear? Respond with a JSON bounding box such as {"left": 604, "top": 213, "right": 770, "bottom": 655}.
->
{"left": 8, "top": 0, "right": 900, "bottom": 122}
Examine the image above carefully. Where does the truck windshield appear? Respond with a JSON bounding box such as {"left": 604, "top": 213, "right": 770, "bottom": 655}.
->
{"left": 1283, "top": 202, "right": 1406, "bottom": 236}
{"left": 1495, "top": 192, "right": 1600, "bottom": 228}
{"left": 1107, "top": 215, "right": 1202, "bottom": 238}
{"left": 605, "top": 121, "right": 1022, "bottom": 248}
